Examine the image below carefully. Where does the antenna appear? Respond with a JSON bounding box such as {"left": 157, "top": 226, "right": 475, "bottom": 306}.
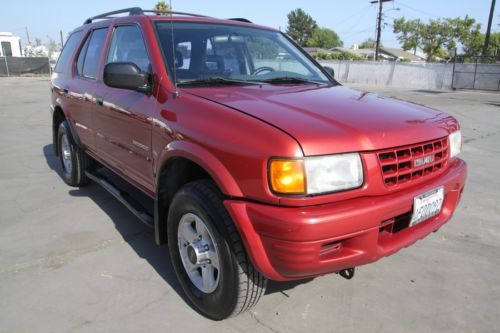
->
{"left": 169, "top": 0, "right": 179, "bottom": 97}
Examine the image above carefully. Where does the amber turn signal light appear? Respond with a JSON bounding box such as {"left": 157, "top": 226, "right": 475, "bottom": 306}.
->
{"left": 269, "top": 159, "right": 305, "bottom": 194}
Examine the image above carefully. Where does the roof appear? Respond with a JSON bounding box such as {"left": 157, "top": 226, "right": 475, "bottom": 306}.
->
{"left": 380, "top": 48, "right": 425, "bottom": 61}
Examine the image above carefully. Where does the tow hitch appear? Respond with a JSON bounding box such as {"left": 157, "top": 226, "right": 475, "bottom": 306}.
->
{"left": 338, "top": 267, "right": 355, "bottom": 280}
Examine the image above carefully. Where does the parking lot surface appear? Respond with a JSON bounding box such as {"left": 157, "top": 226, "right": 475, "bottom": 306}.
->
{"left": 0, "top": 78, "right": 499, "bottom": 333}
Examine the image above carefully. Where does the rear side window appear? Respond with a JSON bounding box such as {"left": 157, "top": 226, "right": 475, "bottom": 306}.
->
{"left": 54, "top": 31, "right": 83, "bottom": 73}
{"left": 106, "top": 25, "right": 150, "bottom": 72}
{"left": 76, "top": 28, "right": 108, "bottom": 79}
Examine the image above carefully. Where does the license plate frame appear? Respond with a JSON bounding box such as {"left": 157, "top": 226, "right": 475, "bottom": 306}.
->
{"left": 410, "top": 186, "right": 444, "bottom": 227}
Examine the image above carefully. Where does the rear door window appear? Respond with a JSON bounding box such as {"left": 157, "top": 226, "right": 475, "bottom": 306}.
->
{"left": 54, "top": 31, "right": 83, "bottom": 73}
{"left": 76, "top": 28, "right": 108, "bottom": 79}
{"left": 106, "top": 25, "right": 150, "bottom": 72}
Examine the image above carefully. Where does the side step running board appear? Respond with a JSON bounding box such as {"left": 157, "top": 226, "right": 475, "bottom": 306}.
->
{"left": 85, "top": 170, "right": 154, "bottom": 229}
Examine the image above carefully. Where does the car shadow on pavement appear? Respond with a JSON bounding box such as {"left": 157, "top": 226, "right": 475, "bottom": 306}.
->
{"left": 42, "top": 144, "right": 195, "bottom": 310}
{"left": 43, "top": 144, "right": 313, "bottom": 306}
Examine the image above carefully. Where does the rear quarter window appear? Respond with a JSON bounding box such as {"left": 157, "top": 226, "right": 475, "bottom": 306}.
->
{"left": 77, "top": 28, "right": 108, "bottom": 79}
{"left": 54, "top": 31, "right": 83, "bottom": 73}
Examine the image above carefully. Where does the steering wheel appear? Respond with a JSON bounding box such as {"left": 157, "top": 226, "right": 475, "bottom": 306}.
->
{"left": 252, "top": 66, "right": 275, "bottom": 75}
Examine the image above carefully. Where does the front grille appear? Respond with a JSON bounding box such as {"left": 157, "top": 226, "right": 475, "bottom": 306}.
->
{"left": 377, "top": 137, "right": 449, "bottom": 187}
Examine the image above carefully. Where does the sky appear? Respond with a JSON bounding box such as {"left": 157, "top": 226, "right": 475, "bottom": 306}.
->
{"left": 1, "top": 0, "right": 497, "bottom": 49}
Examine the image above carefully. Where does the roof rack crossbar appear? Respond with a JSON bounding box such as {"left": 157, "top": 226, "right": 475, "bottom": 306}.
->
{"left": 141, "top": 10, "right": 209, "bottom": 18}
{"left": 84, "top": 8, "right": 213, "bottom": 24}
{"left": 227, "top": 18, "right": 252, "bottom": 23}
{"left": 84, "top": 7, "right": 144, "bottom": 24}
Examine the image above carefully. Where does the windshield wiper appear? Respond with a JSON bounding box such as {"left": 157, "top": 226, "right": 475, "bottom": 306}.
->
{"left": 177, "top": 77, "right": 263, "bottom": 87}
{"left": 258, "top": 77, "right": 327, "bottom": 85}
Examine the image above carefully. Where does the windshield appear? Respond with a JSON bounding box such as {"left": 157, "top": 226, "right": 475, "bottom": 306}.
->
{"left": 155, "top": 21, "right": 333, "bottom": 85}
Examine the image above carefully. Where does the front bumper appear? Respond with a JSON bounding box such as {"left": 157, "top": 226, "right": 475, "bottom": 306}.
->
{"left": 224, "top": 159, "right": 467, "bottom": 281}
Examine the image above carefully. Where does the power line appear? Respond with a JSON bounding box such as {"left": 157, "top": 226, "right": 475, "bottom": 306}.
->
{"left": 395, "top": 0, "right": 434, "bottom": 18}
{"left": 333, "top": 4, "right": 373, "bottom": 28}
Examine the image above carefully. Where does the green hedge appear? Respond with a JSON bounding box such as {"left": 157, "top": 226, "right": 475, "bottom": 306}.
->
{"left": 312, "top": 50, "right": 365, "bottom": 61}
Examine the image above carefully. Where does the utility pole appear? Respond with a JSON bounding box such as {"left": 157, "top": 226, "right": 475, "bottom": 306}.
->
{"left": 60, "top": 30, "right": 64, "bottom": 47}
{"left": 25, "top": 26, "right": 31, "bottom": 45}
{"left": 482, "top": 0, "right": 496, "bottom": 61}
{"left": 371, "top": 0, "right": 393, "bottom": 61}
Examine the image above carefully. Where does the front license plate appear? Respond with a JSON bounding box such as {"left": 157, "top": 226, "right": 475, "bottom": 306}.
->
{"left": 410, "top": 186, "right": 444, "bottom": 227}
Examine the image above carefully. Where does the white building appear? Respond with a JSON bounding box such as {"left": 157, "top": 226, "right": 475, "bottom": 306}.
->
{"left": 0, "top": 32, "right": 22, "bottom": 57}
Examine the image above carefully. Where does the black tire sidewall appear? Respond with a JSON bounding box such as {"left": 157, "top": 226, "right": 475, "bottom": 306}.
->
{"left": 167, "top": 186, "right": 239, "bottom": 320}
{"left": 57, "top": 121, "right": 79, "bottom": 186}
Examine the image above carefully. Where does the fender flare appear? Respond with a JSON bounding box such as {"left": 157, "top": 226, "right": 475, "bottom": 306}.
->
{"left": 154, "top": 140, "right": 244, "bottom": 244}
{"left": 52, "top": 105, "right": 83, "bottom": 155}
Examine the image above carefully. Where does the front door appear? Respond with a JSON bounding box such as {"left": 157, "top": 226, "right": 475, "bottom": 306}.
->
{"left": 94, "top": 25, "right": 154, "bottom": 192}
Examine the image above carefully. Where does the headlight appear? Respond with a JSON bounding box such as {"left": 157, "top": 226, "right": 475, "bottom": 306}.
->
{"left": 269, "top": 153, "right": 363, "bottom": 195}
{"left": 449, "top": 130, "right": 462, "bottom": 158}
{"left": 305, "top": 153, "right": 363, "bottom": 194}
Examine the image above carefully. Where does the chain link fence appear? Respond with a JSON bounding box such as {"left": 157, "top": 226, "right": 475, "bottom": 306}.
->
{"left": 0, "top": 57, "right": 50, "bottom": 76}
{"left": 452, "top": 56, "right": 500, "bottom": 91}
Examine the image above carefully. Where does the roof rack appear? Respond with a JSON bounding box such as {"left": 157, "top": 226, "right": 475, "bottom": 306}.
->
{"left": 141, "top": 10, "right": 209, "bottom": 18}
{"left": 227, "top": 18, "right": 253, "bottom": 23}
{"left": 84, "top": 7, "right": 143, "bottom": 24}
{"left": 83, "top": 7, "right": 211, "bottom": 24}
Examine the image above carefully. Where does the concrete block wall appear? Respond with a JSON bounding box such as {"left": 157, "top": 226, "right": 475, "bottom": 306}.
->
{"left": 319, "top": 60, "right": 457, "bottom": 90}
{"left": 320, "top": 60, "right": 500, "bottom": 91}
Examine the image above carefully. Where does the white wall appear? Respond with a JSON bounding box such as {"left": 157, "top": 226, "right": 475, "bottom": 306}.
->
{"left": 0, "top": 34, "right": 22, "bottom": 57}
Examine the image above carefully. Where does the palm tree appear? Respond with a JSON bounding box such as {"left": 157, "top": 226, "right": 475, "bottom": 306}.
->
{"left": 154, "top": 1, "right": 171, "bottom": 15}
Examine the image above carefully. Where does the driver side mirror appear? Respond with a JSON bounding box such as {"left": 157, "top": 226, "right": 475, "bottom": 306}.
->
{"left": 323, "top": 66, "right": 335, "bottom": 78}
{"left": 103, "top": 62, "right": 151, "bottom": 94}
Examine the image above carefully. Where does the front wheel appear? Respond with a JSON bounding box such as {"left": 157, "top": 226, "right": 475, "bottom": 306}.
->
{"left": 167, "top": 180, "right": 267, "bottom": 320}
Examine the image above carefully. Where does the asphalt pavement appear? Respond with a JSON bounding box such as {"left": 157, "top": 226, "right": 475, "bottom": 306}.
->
{"left": 0, "top": 77, "right": 499, "bottom": 333}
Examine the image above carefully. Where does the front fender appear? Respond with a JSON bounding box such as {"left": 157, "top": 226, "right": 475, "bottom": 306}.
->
{"left": 156, "top": 140, "right": 244, "bottom": 197}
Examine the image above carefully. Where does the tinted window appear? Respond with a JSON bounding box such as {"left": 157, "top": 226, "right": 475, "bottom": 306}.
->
{"left": 54, "top": 31, "right": 83, "bottom": 73}
{"left": 76, "top": 36, "right": 90, "bottom": 76}
{"left": 107, "top": 25, "right": 150, "bottom": 72}
{"left": 78, "top": 28, "right": 108, "bottom": 79}
{"left": 155, "top": 22, "right": 330, "bottom": 84}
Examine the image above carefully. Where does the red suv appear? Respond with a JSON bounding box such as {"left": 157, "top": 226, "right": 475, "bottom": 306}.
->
{"left": 51, "top": 8, "right": 467, "bottom": 320}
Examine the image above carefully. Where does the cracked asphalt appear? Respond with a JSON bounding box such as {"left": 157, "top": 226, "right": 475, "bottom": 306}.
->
{"left": 1, "top": 78, "right": 499, "bottom": 333}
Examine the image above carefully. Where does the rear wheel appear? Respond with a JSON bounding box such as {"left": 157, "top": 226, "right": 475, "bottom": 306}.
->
{"left": 57, "top": 121, "right": 92, "bottom": 187}
{"left": 167, "top": 180, "right": 267, "bottom": 320}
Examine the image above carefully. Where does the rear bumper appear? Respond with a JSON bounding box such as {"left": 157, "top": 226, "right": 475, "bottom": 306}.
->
{"left": 224, "top": 159, "right": 467, "bottom": 281}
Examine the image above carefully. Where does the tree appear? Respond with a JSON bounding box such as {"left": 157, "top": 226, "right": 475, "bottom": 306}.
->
{"left": 463, "top": 32, "right": 499, "bottom": 57}
{"left": 247, "top": 37, "right": 279, "bottom": 59}
{"left": 47, "top": 37, "right": 60, "bottom": 57}
{"left": 421, "top": 16, "right": 480, "bottom": 61}
{"left": 154, "top": 1, "right": 170, "bottom": 13}
{"left": 393, "top": 16, "right": 481, "bottom": 61}
{"left": 308, "top": 27, "right": 342, "bottom": 49}
{"left": 286, "top": 8, "right": 317, "bottom": 46}
{"left": 358, "top": 38, "right": 380, "bottom": 49}
{"left": 393, "top": 18, "right": 423, "bottom": 55}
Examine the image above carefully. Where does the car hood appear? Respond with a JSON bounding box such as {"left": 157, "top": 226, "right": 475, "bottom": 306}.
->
{"left": 185, "top": 84, "right": 457, "bottom": 156}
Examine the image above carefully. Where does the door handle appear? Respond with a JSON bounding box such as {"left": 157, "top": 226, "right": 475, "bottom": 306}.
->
{"left": 96, "top": 96, "right": 104, "bottom": 106}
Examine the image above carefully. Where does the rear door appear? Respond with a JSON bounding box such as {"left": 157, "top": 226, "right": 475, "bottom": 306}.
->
{"left": 93, "top": 24, "right": 154, "bottom": 192}
{"left": 65, "top": 28, "right": 109, "bottom": 152}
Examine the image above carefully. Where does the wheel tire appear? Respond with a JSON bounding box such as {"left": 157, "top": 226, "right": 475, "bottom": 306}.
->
{"left": 57, "top": 120, "right": 92, "bottom": 187}
{"left": 167, "top": 180, "right": 267, "bottom": 320}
